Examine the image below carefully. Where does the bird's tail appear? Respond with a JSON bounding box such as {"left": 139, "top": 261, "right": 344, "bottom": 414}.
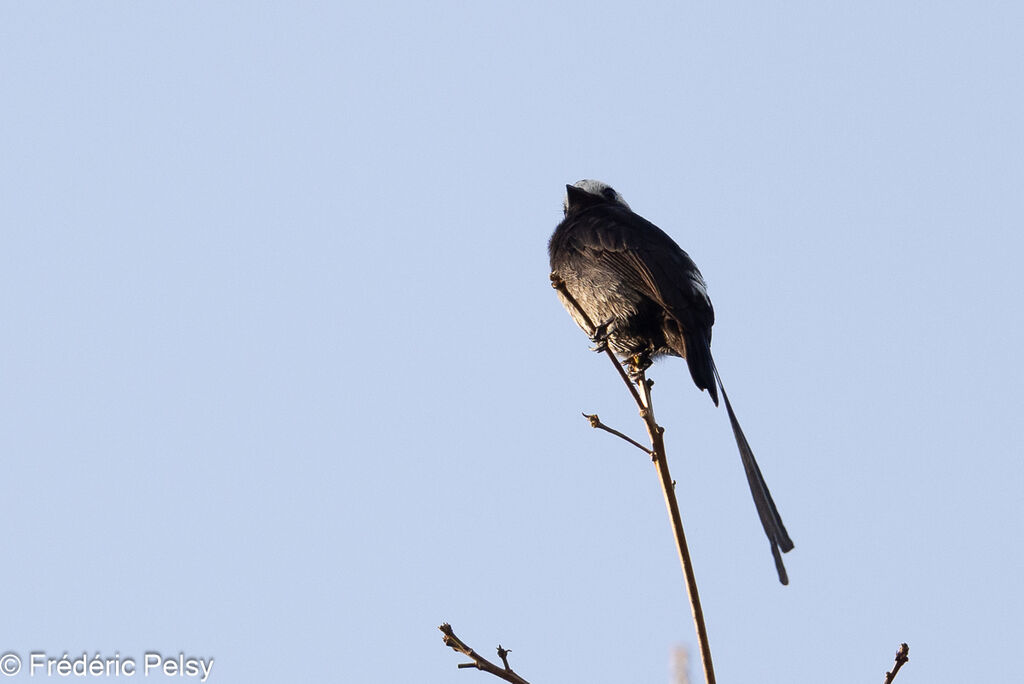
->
{"left": 681, "top": 330, "right": 719, "bottom": 406}
{"left": 712, "top": 360, "right": 794, "bottom": 585}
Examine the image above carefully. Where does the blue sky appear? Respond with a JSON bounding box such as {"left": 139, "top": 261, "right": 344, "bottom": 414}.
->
{"left": 2, "top": 2, "right": 1022, "bottom": 682}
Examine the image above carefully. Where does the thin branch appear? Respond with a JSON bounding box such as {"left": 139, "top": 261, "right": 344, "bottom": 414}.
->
{"left": 582, "top": 412, "right": 653, "bottom": 456}
{"left": 883, "top": 643, "right": 910, "bottom": 684}
{"left": 634, "top": 368, "right": 715, "bottom": 684}
{"left": 439, "top": 624, "right": 531, "bottom": 684}
{"left": 551, "top": 273, "right": 717, "bottom": 684}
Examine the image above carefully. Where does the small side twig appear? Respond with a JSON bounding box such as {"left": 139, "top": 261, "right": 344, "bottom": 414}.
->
{"left": 439, "top": 623, "right": 531, "bottom": 684}
{"left": 497, "top": 645, "right": 512, "bottom": 671}
{"left": 582, "top": 412, "right": 653, "bottom": 456}
{"left": 883, "top": 643, "right": 910, "bottom": 684}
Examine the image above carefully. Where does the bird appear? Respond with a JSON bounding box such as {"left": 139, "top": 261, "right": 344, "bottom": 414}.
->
{"left": 549, "top": 179, "right": 794, "bottom": 584}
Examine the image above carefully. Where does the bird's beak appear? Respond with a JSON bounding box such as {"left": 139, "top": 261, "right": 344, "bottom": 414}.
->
{"left": 564, "top": 184, "right": 585, "bottom": 210}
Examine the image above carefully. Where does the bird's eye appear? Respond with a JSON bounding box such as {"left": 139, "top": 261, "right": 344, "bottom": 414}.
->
{"left": 602, "top": 187, "right": 618, "bottom": 200}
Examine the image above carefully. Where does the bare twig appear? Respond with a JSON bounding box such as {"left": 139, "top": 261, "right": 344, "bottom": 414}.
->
{"left": 582, "top": 412, "right": 653, "bottom": 456}
{"left": 497, "top": 645, "right": 512, "bottom": 671}
{"left": 883, "top": 643, "right": 910, "bottom": 684}
{"left": 551, "top": 273, "right": 717, "bottom": 684}
{"left": 439, "top": 623, "right": 531, "bottom": 684}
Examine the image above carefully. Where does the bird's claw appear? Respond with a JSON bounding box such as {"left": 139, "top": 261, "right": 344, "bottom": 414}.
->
{"left": 588, "top": 319, "right": 614, "bottom": 353}
{"left": 625, "top": 353, "right": 652, "bottom": 381}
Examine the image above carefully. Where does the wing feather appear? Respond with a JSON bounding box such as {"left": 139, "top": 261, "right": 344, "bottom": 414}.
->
{"left": 566, "top": 206, "right": 714, "bottom": 330}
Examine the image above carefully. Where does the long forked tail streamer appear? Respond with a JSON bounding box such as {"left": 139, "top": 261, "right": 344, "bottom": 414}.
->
{"left": 712, "top": 363, "right": 794, "bottom": 585}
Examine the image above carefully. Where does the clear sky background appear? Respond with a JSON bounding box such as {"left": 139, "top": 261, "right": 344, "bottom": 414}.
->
{"left": 2, "top": 2, "right": 1022, "bottom": 683}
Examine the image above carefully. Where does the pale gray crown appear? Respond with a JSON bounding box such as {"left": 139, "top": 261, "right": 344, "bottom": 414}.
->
{"left": 563, "top": 179, "right": 631, "bottom": 215}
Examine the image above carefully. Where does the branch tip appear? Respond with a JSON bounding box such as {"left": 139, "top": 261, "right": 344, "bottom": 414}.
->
{"left": 497, "top": 645, "right": 512, "bottom": 670}
{"left": 581, "top": 413, "right": 654, "bottom": 455}
{"left": 438, "top": 623, "right": 532, "bottom": 684}
{"left": 883, "top": 642, "right": 910, "bottom": 684}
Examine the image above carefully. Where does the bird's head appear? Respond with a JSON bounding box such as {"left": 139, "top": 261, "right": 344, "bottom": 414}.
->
{"left": 563, "top": 179, "right": 631, "bottom": 216}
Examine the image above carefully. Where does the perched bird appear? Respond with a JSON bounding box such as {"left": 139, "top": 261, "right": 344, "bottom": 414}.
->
{"left": 549, "top": 179, "right": 794, "bottom": 584}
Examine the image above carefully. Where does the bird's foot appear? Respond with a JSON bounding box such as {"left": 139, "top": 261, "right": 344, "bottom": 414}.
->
{"left": 625, "top": 352, "right": 652, "bottom": 381}
{"left": 588, "top": 318, "right": 615, "bottom": 353}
